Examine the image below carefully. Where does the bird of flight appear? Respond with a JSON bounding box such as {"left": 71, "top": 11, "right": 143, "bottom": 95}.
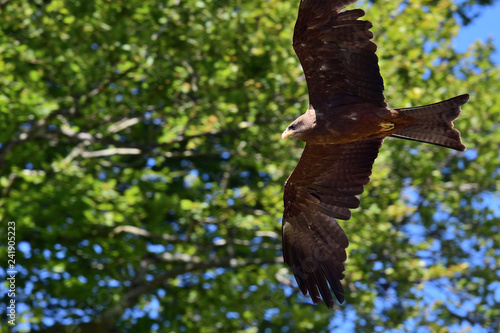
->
{"left": 281, "top": 0, "right": 468, "bottom": 308}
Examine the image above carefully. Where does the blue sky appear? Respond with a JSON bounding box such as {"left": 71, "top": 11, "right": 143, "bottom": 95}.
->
{"left": 454, "top": 1, "right": 500, "bottom": 64}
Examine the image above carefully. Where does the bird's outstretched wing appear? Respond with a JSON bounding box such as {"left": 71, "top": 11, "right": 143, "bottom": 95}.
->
{"left": 293, "top": 0, "right": 386, "bottom": 109}
{"left": 282, "top": 139, "right": 383, "bottom": 307}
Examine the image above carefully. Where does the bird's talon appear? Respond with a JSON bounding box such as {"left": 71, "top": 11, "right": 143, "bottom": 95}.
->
{"left": 379, "top": 121, "right": 394, "bottom": 131}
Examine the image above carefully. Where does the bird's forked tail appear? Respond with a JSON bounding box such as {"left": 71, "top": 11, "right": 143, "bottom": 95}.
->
{"left": 391, "top": 94, "right": 469, "bottom": 151}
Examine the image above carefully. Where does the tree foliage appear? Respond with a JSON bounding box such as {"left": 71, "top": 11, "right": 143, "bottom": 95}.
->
{"left": 0, "top": 0, "right": 499, "bottom": 332}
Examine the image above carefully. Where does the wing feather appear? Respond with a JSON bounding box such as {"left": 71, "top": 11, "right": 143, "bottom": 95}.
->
{"left": 293, "top": 0, "right": 386, "bottom": 109}
{"left": 282, "top": 139, "right": 383, "bottom": 306}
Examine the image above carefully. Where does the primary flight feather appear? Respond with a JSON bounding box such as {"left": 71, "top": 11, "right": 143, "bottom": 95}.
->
{"left": 281, "top": 0, "right": 468, "bottom": 308}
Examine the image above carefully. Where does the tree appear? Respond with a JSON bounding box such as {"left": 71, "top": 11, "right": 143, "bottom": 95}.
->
{"left": 0, "top": 0, "right": 499, "bottom": 332}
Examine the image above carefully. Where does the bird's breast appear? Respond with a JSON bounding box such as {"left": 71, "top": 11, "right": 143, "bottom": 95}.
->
{"left": 304, "top": 104, "right": 393, "bottom": 145}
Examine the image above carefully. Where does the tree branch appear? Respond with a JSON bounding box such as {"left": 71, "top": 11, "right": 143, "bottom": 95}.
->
{"left": 0, "top": 65, "right": 139, "bottom": 167}
{"left": 110, "top": 225, "right": 281, "bottom": 250}
{"left": 0, "top": 107, "right": 70, "bottom": 166}
{"left": 107, "top": 117, "right": 141, "bottom": 134}
{"left": 81, "top": 148, "right": 142, "bottom": 158}
{"left": 100, "top": 256, "right": 283, "bottom": 324}
{"left": 110, "top": 225, "right": 183, "bottom": 242}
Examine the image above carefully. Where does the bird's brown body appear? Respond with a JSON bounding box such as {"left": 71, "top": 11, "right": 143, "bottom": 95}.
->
{"left": 292, "top": 103, "right": 418, "bottom": 145}
{"left": 281, "top": 0, "right": 468, "bottom": 308}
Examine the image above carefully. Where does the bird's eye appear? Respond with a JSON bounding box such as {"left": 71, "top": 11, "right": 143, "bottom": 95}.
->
{"left": 289, "top": 124, "right": 295, "bottom": 130}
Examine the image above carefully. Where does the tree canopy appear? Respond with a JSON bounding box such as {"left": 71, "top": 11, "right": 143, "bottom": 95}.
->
{"left": 0, "top": 0, "right": 499, "bottom": 332}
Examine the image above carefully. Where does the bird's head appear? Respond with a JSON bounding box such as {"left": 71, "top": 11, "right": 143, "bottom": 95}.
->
{"left": 282, "top": 109, "right": 316, "bottom": 140}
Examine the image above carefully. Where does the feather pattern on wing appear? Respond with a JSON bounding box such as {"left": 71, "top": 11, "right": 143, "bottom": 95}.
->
{"left": 282, "top": 139, "right": 383, "bottom": 307}
{"left": 293, "top": 0, "right": 386, "bottom": 109}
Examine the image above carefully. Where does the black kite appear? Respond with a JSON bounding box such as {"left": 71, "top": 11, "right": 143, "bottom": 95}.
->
{"left": 281, "top": 0, "right": 468, "bottom": 308}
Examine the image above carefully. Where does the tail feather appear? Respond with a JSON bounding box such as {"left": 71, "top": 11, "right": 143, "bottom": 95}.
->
{"left": 391, "top": 94, "right": 469, "bottom": 151}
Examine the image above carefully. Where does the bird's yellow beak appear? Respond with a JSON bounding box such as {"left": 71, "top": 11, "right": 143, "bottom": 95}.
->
{"left": 282, "top": 129, "right": 294, "bottom": 140}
